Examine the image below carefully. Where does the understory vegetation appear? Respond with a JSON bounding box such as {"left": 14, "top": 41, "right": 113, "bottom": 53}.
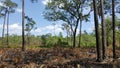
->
{"left": 0, "top": 30, "right": 120, "bottom": 49}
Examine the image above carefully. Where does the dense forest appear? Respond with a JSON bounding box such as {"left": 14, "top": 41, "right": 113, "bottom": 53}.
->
{"left": 0, "top": 0, "right": 120, "bottom": 68}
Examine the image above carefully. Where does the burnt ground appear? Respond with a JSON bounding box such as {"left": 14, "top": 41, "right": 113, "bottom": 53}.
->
{"left": 0, "top": 47, "right": 120, "bottom": 68}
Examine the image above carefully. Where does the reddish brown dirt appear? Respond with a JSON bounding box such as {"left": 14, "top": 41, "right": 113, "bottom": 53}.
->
{"left": 0, "top": 48, "right": 120, "bottom": 68}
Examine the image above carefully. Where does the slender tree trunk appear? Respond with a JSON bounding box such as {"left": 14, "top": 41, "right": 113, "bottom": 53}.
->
{"left": 119, "top": 37, "right": 120, "bottom": 47}
{"left": 22, "top": 0, "right": 25, "bottom": 51}
{"left": 78, "top": 20, "right": 82, "bottom": 47}
{"left": 93, "top": 0, "right": 101, "bottom": 62}
{"left": 2, "top": 13, "right": 6, "bottom": 45}
{"left": 73, "top": 32, "right": 76, "bottom": 48}
{"left": 112, "top": 0, "right": 116, "bottom": 59}
{"left": 71, "top": 32, "right": 73, "bottom": 47}
{"left": 78, "top": 7, "right": 83, "bottom": 48}
{"left": 67, "top": 22, "right": 73, "bottom": 47}
{"left": 73, "top": 19, "right": 79, "bottom": 48}
{"left": 27, "top": 32, "right": 30, "bottom": 46}
{"left": 67, "top": 31, "right": 68, "bottom": 45}
{"left": 100, "top": 0, "right": 107, "bottom": 60}
{"left": 6, "top": 10, "right": 9, "bottom": 46}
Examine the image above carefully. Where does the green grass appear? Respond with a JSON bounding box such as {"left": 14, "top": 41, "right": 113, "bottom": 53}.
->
{"left": 0, "top": 45, "right": 21, "bottom": 48}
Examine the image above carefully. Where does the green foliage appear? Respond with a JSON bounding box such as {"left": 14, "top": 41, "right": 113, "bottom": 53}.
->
{"left": 43, "top": 0, "right": 91, "bottom": 26}
{"left": 76, "top": 31, "right": 96, "bottom": 48}
{"left": 0, "top": 0, "right": 18, "bottom": 13}
{"left": 103, "top": 17, "right": 120, "bottom": 46}
{"left": 0, "top": 17, "right": 120, "bottom": 49}
{"left": 1, "top": 31, "right": 120, "bottom": 49}
{"left": 43, "top": 0, "right": 92, "bottom": 47}
{"left": 41, "top": 35, "right": 47, "bottom": 46}
{"left": 24, "top": 15, "right": 36, "bottom": 46}
{"left": 25, "top": 15, "right": 36, "bottom": 32}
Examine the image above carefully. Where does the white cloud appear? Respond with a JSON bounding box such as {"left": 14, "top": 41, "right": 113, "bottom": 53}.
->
{"left": 34, "top": 24, "right": 63, "bottom": 35}
{"left": 0, "top": 23, "right": 22, "bottom": 35}
{"left": 0, "top": 21, "right": 95, "bottom": 37}
{"left": 16, "top": 8, "right": 22, "bottom": 13}
{"left": 0, "top": 23, "right": 64, "bottom": 36}
{"left": 9, "top": 23, "right": 21, "bottom": 30}
{"left": 42, "top": 0, "right": 51, "bottom": 5}
{"left": 9, "top": 23, "right": 22, "bottom": 35}
{"left": 0, "top": 23, "right": 91, "bottom": 37}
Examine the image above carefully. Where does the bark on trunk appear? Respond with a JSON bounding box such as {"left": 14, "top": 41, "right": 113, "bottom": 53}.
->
{"left": 6, "top": 10, "right": 9, "bottom": 46}
{"left": 2, "top": 13, "right": 6, "bottom": 45}
{"left": 78, "top": 20, "right": 82, "bottom": 47}
{"left": 67, "top": 31, "right": 68, "bottom": 45}
{"left": 112, "top": 0, "right": 116, "bottom": 59}
{"left": 22, "top": 0, "right": 25, "bottom": 51}
{"left": 100, "top": 0, "right": 107, "bottom": 60}
{"left": 73, "top": 32, "right": 76, "bottom": 48}
{"left": 93, "top": 0, "right": 101, "bottom": 62}
{"left": 73, "top": 19, "right": 79, "bottom": 48}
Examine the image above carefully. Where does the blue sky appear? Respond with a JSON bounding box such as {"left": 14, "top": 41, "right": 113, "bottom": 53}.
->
{"left": 0, "top": 0, "right": 95, "bottom": 37}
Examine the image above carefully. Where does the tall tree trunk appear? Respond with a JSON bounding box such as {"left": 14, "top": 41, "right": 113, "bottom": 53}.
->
{"left": 93, "top": 0, "right": 101, "bottom": 62}
{"left": 100, "top": 0, "right": 107, "bottom": 60}
{"left": 78, "top": 7, "right": 83, "bottom": 48}
{"left": 73, "top": 19, "right": 79, "bottom": 48}
{"left": 78, "top": 20, "right": 82, "bottom": 47}
{"left": 112, "top": 0, "right": 116, "bottom": 59}
{"left": 2, "top": 13, "right": 6, "bottom": 45}
{"left": 22, "top": 0, "right": 25, "bottom": 51}
{"left": 6, "top": 10, "right": 9, "bottom": 46}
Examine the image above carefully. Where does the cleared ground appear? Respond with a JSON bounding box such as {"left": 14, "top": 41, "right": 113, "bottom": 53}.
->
{"left": 0, "top": 47, "right": 120, "bottom": 68}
